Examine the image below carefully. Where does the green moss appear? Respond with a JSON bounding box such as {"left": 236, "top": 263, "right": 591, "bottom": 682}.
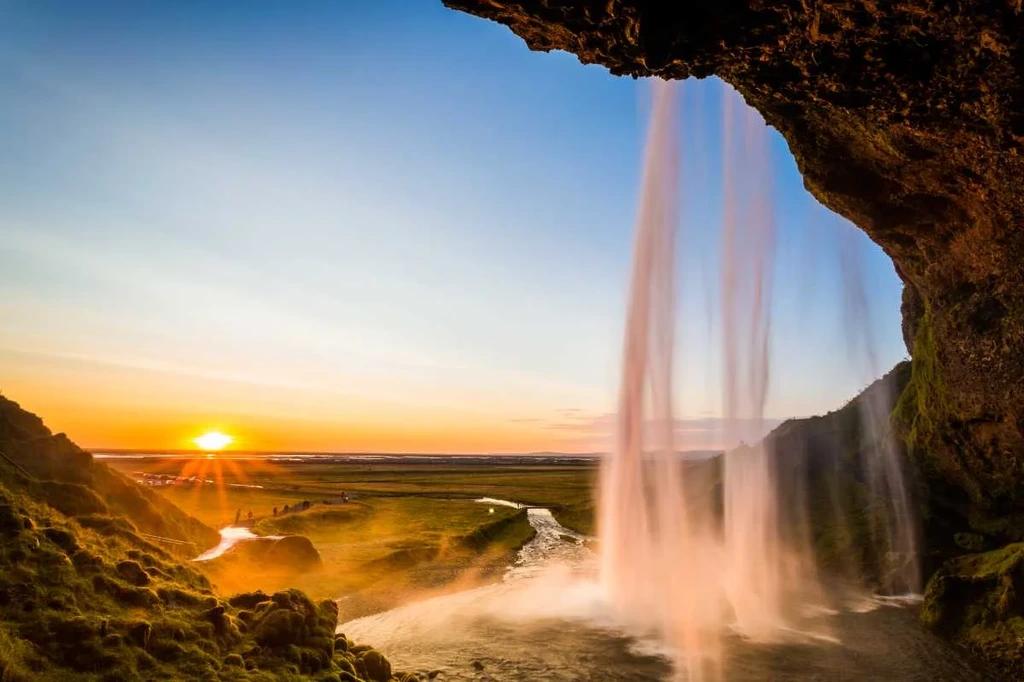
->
{"left": 0, "top": 395, "right": 407, "bottom": 682}
{"left": 551, "top": 502, "right": 595, "bottom": 537}
{"left": 894, "top": 304, "right": 950, "bottom": 450}
{"left": 921, "top": 543, "right": 1024, "bottom": 677}
{"left": 458, "top": 509, "right": 535, "bottom": 552}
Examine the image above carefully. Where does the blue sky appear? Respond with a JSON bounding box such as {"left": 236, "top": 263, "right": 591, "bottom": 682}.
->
{"left": 0, "top": 1, "right": 906, "bottom": 452}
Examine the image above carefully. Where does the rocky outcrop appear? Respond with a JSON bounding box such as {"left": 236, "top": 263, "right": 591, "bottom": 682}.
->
{"left": 920, "top": 542, "right": 1024, "bottom": 677}
{"left": 444, "top": 0, "right": 1024, "bottom": 535}
{"left": 218, "top": 534, "right": 323, "bottom": 572}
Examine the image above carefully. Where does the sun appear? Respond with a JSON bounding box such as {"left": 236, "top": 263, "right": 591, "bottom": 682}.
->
{"left": 193, "top": 431, "right": 233, "bottom": 451}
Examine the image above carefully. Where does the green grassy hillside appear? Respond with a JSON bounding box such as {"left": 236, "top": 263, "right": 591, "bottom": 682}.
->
{"left": 0, "top": 396, "right": 409, "bottom": 682}
{"left": 0, "top": 397, "right": 218, "bottom": 556}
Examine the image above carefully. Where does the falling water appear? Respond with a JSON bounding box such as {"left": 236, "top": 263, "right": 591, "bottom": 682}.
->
{"left": 719, "top": 76, "right": 788, "bottom": 642}
{"left": 598, "top": 78, "right": 723, "bottom": 682}
{"left": 838, "top": 223, "right": 921, "bottom": 593}
{"left": 599, "top": 78, "right": 906, "bottom": 680}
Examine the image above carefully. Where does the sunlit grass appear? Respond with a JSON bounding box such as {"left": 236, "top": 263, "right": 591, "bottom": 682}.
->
{"left": 104, "top": 457, "right": 597, "bottom": 617}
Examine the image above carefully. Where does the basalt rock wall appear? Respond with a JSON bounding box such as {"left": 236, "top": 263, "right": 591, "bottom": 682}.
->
{"left": 445, "top": 0, "right": 1024, "bottom": 535}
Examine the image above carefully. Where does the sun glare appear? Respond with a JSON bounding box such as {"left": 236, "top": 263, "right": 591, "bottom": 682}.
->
{"left": 194, "top": 431, "right": 233, "bottom": 451}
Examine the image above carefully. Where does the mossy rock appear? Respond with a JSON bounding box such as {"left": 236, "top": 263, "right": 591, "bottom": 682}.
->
{"left": 115, "top": 560, "right": 151, "bottom": 586}
{"left": 228, "top": 590, "right": 272, "bottom": 610}
{"left": 921, "top": 543, "right": 1024, "bottom": 677}
{"left": 254, "top": 609, "right": 305, "bottom": 647}
{"left": 42, "top": 527, "right": 79, "bottom": 553}
{"left": 334, "top": 653, "right": 358, "bottom": 676}
{"left": 360, "top": 649, "right": 392, "bottom": 682}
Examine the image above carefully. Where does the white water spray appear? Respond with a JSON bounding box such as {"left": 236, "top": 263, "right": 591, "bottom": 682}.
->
{"left": 599, "top": 78, "right": 909, "bottom": 680}
{"left": 838, "top": 223, "right": 921, "bottom": 593}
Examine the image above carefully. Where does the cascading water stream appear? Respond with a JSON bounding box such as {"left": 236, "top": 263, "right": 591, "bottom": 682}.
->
{"left": 838, "top": 222, "right": 921, "bottom": 594}
{"left": 598, "top": 78, "right": 722, "bottom": 682}
{"left": 599, "top": 77, "right": 918, "bottom": 680}
{"left": 338, "top": 77, "right": 948, "bottom": 682}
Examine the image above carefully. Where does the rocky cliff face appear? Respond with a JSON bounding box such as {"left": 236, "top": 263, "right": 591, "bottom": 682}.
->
{"left": 445, "top": 0, "right": 1024, "bottom": 534}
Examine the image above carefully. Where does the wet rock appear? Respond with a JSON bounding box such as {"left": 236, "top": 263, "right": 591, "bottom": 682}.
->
{"left": 359, "top": 649, "right": 392, "bottom": 682}
{"left": 954, "top": 532, "right": 985, "bottom": 552}
{"left": 921, "top": 543, "right": 1024, "bottom": 677}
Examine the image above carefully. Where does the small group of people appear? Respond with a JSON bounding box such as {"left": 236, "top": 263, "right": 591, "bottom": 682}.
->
{"left": 279, "top": 498, "right": 319, "bottom": 514}
{"left": 232, "top": 492, "right": 351, "bottom": 525}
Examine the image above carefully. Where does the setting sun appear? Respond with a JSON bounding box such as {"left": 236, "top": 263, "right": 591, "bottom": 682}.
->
{"left": 193, "top": 431, "right": 233, "bottom": 451}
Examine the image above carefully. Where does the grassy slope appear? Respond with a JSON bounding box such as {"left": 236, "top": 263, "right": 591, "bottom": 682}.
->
{"left": 107, "top": 457, "right": 593, "bottom": 614}
{"left": 1, "top": 400, "right": 219, "bottom": 557}
{"left": 199, "top": 495, "right": 536, "bottom": 619}
{"left": 0, "top": 396, "right": 407, "bottom": 682}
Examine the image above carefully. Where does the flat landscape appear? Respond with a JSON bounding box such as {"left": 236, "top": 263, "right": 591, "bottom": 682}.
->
{"left": 102, "top": 455, "right": 598, "bottom": 619}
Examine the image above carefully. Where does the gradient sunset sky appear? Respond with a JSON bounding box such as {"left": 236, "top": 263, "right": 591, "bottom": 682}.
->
{"left": 0, "top": 1, "right": 906, "bottom": 453}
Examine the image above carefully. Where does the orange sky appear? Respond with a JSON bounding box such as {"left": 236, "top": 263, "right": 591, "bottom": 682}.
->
{"left": 1, "top": 349, "right": 610, "bottom": 454}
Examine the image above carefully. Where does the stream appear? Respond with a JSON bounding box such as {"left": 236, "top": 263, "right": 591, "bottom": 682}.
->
{"left": 193, "top": 526, "right": 282, "bottom": 562}
{"left": 340, "top": 503, "right": 982, "bottom": 681}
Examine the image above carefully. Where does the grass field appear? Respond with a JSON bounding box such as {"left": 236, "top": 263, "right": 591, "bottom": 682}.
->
{"left": 103, "top": 456, "right": 597, "bottom": 618}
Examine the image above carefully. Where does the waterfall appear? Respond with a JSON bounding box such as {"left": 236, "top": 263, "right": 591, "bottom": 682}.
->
{"left": 599, "top": 77, "right": 917, "bottom": 680}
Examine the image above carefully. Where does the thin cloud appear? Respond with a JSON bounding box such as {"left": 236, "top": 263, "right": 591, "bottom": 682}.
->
{"left": 545, "top": 412, "right": 783, "bottom": 451}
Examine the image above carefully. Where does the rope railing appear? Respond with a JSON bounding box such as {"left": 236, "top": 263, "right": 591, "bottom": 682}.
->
{"left": 137, "top": 533, "right": 196, "bottom": 547}
{"left": 0, "top": 448, "right": 35, "bottom": 480}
